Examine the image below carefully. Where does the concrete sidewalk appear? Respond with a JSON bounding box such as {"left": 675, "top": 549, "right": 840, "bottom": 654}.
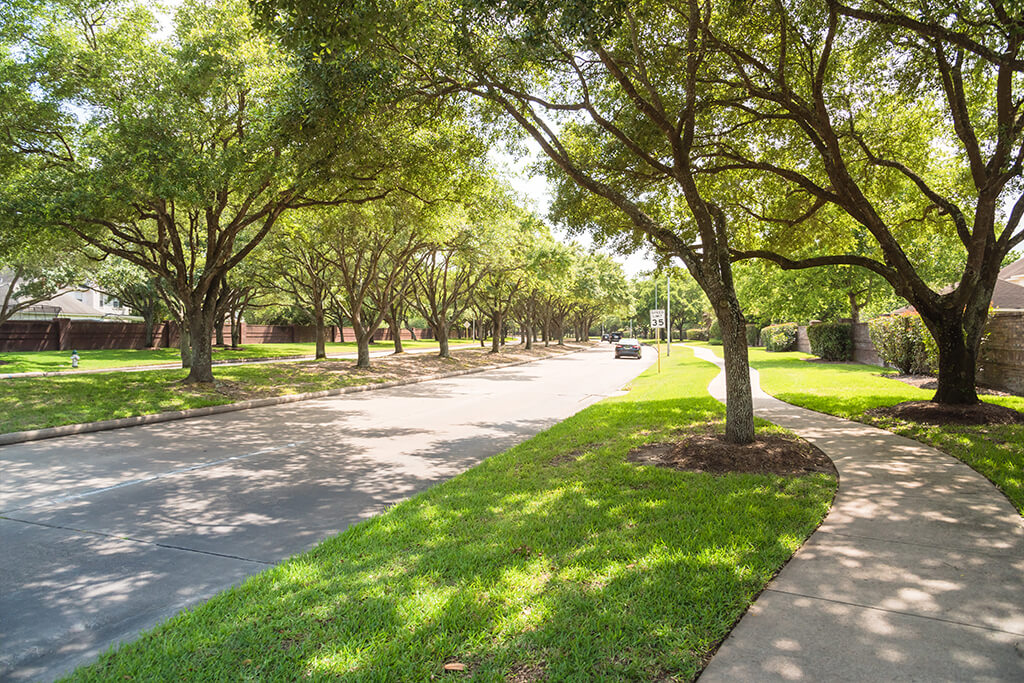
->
{"left": 687, "top": 345, "right": 1024, "bottom": 681}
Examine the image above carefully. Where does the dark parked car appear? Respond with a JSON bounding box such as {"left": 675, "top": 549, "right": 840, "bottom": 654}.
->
{"left": 609, "top": 331, "right": 623, "bottom": 342}
{"left": 614, "top": 338, "right": 642, "bottom": 359}
{"left": 601, "top": 332, "right": 610, "bottom": 342}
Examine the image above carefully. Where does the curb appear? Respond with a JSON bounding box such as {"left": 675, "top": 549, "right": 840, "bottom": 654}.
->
{"left": 0, "top": 346, "right": 594, "bottom": 447}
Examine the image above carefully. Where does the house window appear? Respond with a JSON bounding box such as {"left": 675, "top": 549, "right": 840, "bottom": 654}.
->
{"left": 74, "top": 291, "right": 85, "bottom": 302}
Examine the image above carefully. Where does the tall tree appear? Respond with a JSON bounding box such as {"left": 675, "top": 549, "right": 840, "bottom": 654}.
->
{"left": 3, "top": 0, "right": 426, "bottom": 381}
{"left": 707, "top": 0, "right": 1024, "bottom": 404}
{"left": 326, "top": 198, "right": 428, "bottom": 368}
{"left": 94, "top": 258, "right": 166, "bottom": 347}
{"left": 257, "top": 218, "right": 336, "bottom": 359}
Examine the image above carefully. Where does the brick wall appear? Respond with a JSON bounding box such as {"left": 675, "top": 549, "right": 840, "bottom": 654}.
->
{"left": 977, "top": 311, "right": 1024, "bottom": 395}
{"left": 851, "top": 322, "right": 883, "bottom": 366}
{"left": 795, "top": 326, "right": 811, "bottom": 354}
{"left": 0, "top": 319, "right": 434, "bottom": 352}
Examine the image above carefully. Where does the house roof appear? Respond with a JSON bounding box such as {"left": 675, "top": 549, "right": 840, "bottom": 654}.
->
{"left": 999, "top": 256, "right": 1024, "bottom": 281}
{"left": 889, "top": 263, "right": 1024, "bottom": 314}
{"left": 991, "top": 278, "right": 1024, "bottom": 310}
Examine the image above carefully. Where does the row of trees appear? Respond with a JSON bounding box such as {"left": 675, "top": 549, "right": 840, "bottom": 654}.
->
{"left": 250, "top": 0, "right": 1024, "bottom": 442}
{"left": 7, "top": 0, "right": 1023, "bottom": 443}
{"left": 0, "top": 0, "right": 626, "bottom": 380}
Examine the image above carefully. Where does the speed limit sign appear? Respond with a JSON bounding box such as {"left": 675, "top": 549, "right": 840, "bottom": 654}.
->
{"left": 650, "top": 309, "right": 665, "bottom": 328}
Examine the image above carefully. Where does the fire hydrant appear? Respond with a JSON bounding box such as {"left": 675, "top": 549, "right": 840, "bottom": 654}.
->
{"left": 70, "top": 350, "right": 80, "bottom": 369}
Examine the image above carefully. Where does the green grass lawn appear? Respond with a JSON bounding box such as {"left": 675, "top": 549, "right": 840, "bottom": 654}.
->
{"left": 0, "top": 339, "right": 480, "bottom": 375}
{"left": 63, "top": 349, "right": 835, "bottom": 682}
{"left": 0, "top": 362, "right": 381, "bottom": 434}
{"left": 733, "top": 345, "right": 1024, "bottom": 515}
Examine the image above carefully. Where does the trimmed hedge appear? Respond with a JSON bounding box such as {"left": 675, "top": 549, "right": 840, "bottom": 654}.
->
{"left": 761, "top": 323, "right": 798, "bottom": 352}
{"left": 868, "top": 313, "right": 938, "bottom": 374}
{"left": 708, "top": 320, "right": 722, "bottom": 344}
{"left": 746, "top": 324, "right": 760, "bottom": 347}
{"left": 807, "top": 322, "right": 852, "bottom": 361}
{"left": 685, "top": 328, "right": 708, "bottom": 341}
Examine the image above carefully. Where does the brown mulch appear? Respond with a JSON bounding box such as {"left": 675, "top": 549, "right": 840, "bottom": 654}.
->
{"left": 626, "top": 432, "right": 836, "bottom": 477}
{"left": 884, "top": 373, "right": 1012, "bottom": 396}
{"left": 865, "top": 400, "right": 1024, "bottom": 426}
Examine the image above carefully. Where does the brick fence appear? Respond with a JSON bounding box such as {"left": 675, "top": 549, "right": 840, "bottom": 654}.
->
{"left": 977, "top": 311, "right": 1024, "bottom": 395}
{"left": 795, "top": 312, "right": 1024, "bottom": 395}
{"left": 0, "top": 320, "right": 433, "bottom": 352}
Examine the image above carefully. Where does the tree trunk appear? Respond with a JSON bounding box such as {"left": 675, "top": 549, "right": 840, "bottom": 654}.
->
{"left": 179, "top": 323, "right": 192, "bottom": 368}
{"left": 490, "top": 312, "right": 501, "bottom": 353}
{"left": 350, "top": 313, "right": 372, "bottom": 369}
{"left": 355, "top": 336, "right": 371, "bottom": 368}
{"left": 388, "top": 316, "right": 404, "bottom": 354}
{"left": 525, "top": 323, "right": 534, "bottom": 350}
{"left": 928, "top": 316, "right": 982, "bottom": 404}
{"left": 231, "top": 311, "right": 242, "bottom": 347}
{"left": 436, "top": 317, "right": 451, "bottom": 358}
{"left": 405, "top": 322, "right": 417, "bottom": 341}
{"left": 717, "top": 304, "right": 755, "bottom": 444}
{"left": 314, "top": 308, "right": 327, "bottom": 360}
{"left": 185, "top": 309, "right": 216, "bottom": 383}
{"left": 215, "top": 315, "right": 225, "bottom": 347}
{"left": 143, "top": 311, "right": 156, "bottom": 348}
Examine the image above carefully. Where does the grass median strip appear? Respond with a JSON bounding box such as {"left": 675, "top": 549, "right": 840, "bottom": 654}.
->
{"left": 725, "top": 344, "right": 1024, "bottom": 515}
{"left": 0, "top": 345, "right": 574, "bottom": 435}
{"left": 62, "top": 347, "right": 835, "bottom": 682}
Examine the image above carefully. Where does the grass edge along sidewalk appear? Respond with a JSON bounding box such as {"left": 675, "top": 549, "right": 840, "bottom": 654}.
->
{"left": 704, "top": 343, "right": 1024, "bottom": 516}
{"left": 61, "top": 348, "right": 835, "bottom": 682}
{"left": 0, "top": 345, "right": 585, "bottom": 443}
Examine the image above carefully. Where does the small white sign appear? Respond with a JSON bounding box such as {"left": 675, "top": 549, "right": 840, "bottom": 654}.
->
{"left": 650, "top": 309, "right": 665, "bottom": 328}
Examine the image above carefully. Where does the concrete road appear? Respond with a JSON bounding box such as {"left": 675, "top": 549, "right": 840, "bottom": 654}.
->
{"left": 0, "top": 346, "right": 654, "bottom": 682}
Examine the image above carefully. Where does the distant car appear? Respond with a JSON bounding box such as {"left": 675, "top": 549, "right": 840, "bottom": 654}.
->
{"left": 614, "top": 338, "right": 642, "bottom": 359}
{"left": 601, "top": 333, "right": 610, "bottom": 342}
{"left": 609, "top": 331, "right": 623, "bottom": 342}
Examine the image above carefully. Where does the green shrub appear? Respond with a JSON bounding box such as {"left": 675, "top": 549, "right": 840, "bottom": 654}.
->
{"left": 762, "top": 323, "right": 798, "bottom": 352}
{"left": 746, "top": 324, "right": 760, "bottom": 347}
{"left": 708, "top": 320, "right": 722, "bottom": 344}
{"left": 807, "top": 322, "right": 852, "bottom": 361}
{"left": 867, "top": 314, "right": 937, "bottom": 374}
{"left": 685, "top": 328, "right": 708, "bottom": 341}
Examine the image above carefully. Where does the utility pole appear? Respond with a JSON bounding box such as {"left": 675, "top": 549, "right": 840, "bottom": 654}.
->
{"left": 666, "top": 273, "right": 671, "bottom": 356}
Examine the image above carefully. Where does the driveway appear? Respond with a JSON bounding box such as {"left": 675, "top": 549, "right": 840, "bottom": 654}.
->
{"left": 0, "top": 346, "right": 654, "bottom": 681}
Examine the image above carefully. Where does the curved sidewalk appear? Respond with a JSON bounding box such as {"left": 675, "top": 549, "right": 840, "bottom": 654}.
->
{"left": 687, "top": 345, "right": 1024, "bottom": 681}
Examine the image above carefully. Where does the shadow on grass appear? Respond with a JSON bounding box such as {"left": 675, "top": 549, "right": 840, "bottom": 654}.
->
{"left": 66, "top": 396, "right": 835, "bottom": 682}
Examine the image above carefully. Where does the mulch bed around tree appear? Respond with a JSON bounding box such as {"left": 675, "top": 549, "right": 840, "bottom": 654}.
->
{"left": 884, "top": 372, "right": 1012, "bottom": 396}
{"left": 627, "top": 432, "right": 836, "bottom": 477}
{"left": 865, "top": 400, "right": 1024, "bottom": 426}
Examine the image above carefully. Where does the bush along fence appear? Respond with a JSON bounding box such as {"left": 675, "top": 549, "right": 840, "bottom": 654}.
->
{"left": 760, "top": 323, "right": 799, "bottom": 352}
{"left": 807, "top": 322, "right": 853, "bottom": 361}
